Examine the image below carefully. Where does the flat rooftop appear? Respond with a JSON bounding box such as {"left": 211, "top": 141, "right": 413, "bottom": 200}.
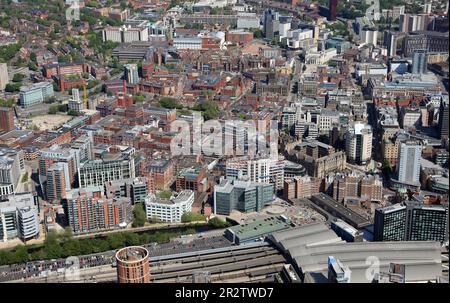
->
{"left": 309, "top": 194, "right": 371, "bottom": 228}
{"left": 227, "top": 216, "right": 290, "bottom": 241}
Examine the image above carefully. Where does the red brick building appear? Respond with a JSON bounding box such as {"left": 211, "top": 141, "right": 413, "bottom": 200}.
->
{"left": 225, "top": 30, "right": 253, "bottom": 45}
{"left": 0, "top": 107, "right": 14, "bottom": 133}
{"left": 43, "top": 62, "right": 86, "bottom": 78}
{"left": 143, "top": 159, "right": 174, "bottom": 190}
{"left": 176, "top": 166, "right": 207, "bottom": 192}
{"left": 56, "top": 75, "right": 86, "bottom": 92}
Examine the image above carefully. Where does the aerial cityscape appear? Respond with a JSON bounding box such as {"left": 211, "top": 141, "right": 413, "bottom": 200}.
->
{"left": 0, "top": 0, "right": 448, "bottom": 285}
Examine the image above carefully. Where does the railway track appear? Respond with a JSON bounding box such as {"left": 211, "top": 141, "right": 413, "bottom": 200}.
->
{"left": 11, "top": 243, "right": 287, "bottom": 283}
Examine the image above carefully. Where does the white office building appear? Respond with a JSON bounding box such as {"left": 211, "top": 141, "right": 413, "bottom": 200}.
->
{"left": 173, "top": 37, "right": 202, "bottom": 50}
{"left": 396, "top": 140, "right": 422, "bottom": 185}
{"left": 226, "top": 156, "right": 285, "bottom": 190}
{"left": 145, "top": 190, "right": 194, "bottom": 223}
{"left": 345, "top": 123, "right": 373, "bottom": 165}
{"left": 102, "top": 25, "right": 148, "bottom": 43}
{"left": 0, "top": 193, "right": 39, "bottom": 242}
{"left": 0, "top": 63, "right": 8, "bottom": 91}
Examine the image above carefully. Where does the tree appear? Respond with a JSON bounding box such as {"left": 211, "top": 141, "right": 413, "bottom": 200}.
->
{"left": 5, "top": 83, "right": 21, "bottom": 92}
{"left": 12, "top": 73, "right": 25, "bottom": 82}
{"left": 181, "top": 212, "right": 206, "bottom": 223}
{"left": 159, "top": 97, "right": 182, "bottom": 109}
{"left": 68, "top": 109, "right": 80, "bottom": 116}
{"left": 0, "top": 98, "right": 15, "bottom": 107}
{"left": 125, "top": 233, "right": 140, "bottom": 246}
{"left": 48, "top": 105, "right": 58, "bottom": 114}
{"left": 208, "top": 217, "right": 230, "bottom": 228}
{"left": 132, "top": 203, "right": 147, "bottom": 227}
{"left": 133, "top": 95, "right": 145, "bottom": 103}
{"left": 106, "top": 233, "right": 125, "bottom": 249}
{"left": 28, "top": 62, "right": 38, "bottom": 71}
{"left": 252, "top": 29, "right": 263, "bottom": 39}
{"left": 44, "top": 232, "right": 63, "bottom": 259}
{"left": 193, "top": 102, "right": 219, "bottom": 121}
{"left": 30, "top": 52, "right": 37, "bottom": 62}
{"left": 58, "top": 104, "right": 68, "bottom": 112}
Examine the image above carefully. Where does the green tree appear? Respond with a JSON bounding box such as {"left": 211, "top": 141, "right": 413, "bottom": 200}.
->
{"left": 132, "top": 203, "right": 147, "bottom": 227}
{"left": 252, "top": 29, "right": 263, "bottom": 39}
{"left": 30, "top": 52, "right": 37, "bottom": 62}
{"left": 125, "top": 233, "right": 140, "bottom": 246}
{"left": 68, "top": 109, "right": 80, "bottom": 116}
{"left": 0, "top": 98, "right": 15, "bottom": 107}
{"left": 62, "top": 239, "right": 81, "bottom": 257}
{"left": 58, "top": 104, "right": 68, "bottom": 112}
{"left": 13, "top": 246, "right": 29, "bottom": 264}
{"left": 133, "top": 95, "right": 145, "bottom": 103}
{"left": 48, "top": 105, "right": 58, "bottom": 114}
{"left": 5, "top": 83, "right": 21, "bottom": 92}
{"left": 12, "top": 73, "right": 25, "bottom": 82}
{"left": 28, "top": 61, "right": 38, "bottom": 71}
{"left": 44, "top": 232, "right": 63, "bottom": 259}
{"left": 181, "top": 212, "right": 206, "bottom": 223}
{"left": 208, "top": 217, "right": 230, "bottom": 228}
{"left": 106, "top": 233, "right": 125, "bottom": 249}
{"left": 159, "top": 97, "right": 181, "bottom": 109}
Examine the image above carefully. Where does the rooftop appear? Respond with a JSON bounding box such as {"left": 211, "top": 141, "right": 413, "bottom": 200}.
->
{"left": 227, "top": 216, "right": 290, "bottom": 241}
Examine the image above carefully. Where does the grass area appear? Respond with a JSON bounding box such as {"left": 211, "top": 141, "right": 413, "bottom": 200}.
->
{"left": 156, "top": 190, "right": 173, "bottom": 199}
{"left": 181, "top": 212, "right": 207, "bottom": 223}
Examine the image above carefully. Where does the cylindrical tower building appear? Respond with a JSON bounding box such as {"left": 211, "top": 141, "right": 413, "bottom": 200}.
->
{"left": 116, "top": 246, "right": 150, "bottom": 283}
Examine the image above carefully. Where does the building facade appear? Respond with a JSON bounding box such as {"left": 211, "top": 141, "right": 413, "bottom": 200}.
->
{"left": 144, "top": 190, "right": 194, "bottom": 223}
{"left": 116, "top": 246, "right": 150, "bottom": 283}
{"left": 374, "top": 202, "right": 448, "bottom": 242}
{"left": 214, "top": 179, "right": 274, "bottom": 215}
{"left": 345, "top": 123, "right": 373, "bottom": 165}
{"left": 19, "top": 82, "right": 54, "bottom": 108}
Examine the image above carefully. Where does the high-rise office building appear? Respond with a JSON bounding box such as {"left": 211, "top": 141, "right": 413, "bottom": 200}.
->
{"left": 45, "top": 162, "right": 68, "bottom": 202}
{"left": 263, "top": 9, "right": 280, "bottom": 40}
{"left": 0, "top": 193, "right": 40, "bottom": 242}
{"left": 438, "top": 99, "right": 449, "bottom": 138}
{"left": 405, "top": 201, "right": 448, "bottom": 242}
{"left": 214, "top": 179, "right": 274, "bottom": 215}
{"left": 328, "top": 0, "right": 338, "bottom": 21}
{"left": 345, "top": 123, "right": 373, "bottom": 165}
{"left": 226, "top": 156, "right": 285, "bottom": 190}
{"left": 0, "top": 148, "right": 25, "bottom": 196}
{"left": 0, "top": 107, "right": 14, "bottom": 133}
{"left": 374, "top": 201, "right": 448, "bottom": 242}
{"left": 0, "top": 63, "right": 8, "bottom": 91}
{"left": 124, "top": 64, "right": 139, "bottom": 85}
{"left": 68, "top": 88, "right": 84, "bottom": 112}
{"left": 39, "top": 146, "right": 78, "bottom": 190}
{"left": 411, "top": 50, "right": 428, "bottom": 74}
{"left": 116, "top": 246, "right": 150, "bottom": 283}
{"left": 374, "top": 203, "right": 407, "bottom": 241}
{"left": 396, "top": 140, "right": 421, "bottom": 185}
